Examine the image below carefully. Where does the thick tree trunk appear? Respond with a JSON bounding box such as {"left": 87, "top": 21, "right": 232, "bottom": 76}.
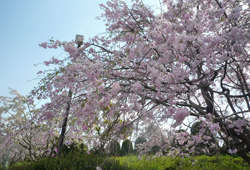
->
{"left": 238, "top": 152, "right": 250, "bottom": 165}
{"left": 57, "top": 90, "right": 72, "bottom": 157}
{"left": 201, "top": 86, "right": 250, "bottom": 165}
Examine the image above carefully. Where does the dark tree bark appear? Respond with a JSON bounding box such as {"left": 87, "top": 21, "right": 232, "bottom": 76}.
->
{"left": 57, "top": 90, "right": 72, "bottom": 157}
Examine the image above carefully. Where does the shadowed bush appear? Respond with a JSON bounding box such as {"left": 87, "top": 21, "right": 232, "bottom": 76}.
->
{"left": 191, "top": 121, "right": 203, "bottom": 136}
{"left": 8, "top": 151, "right": 128, "bottom": 170}
{"left": 120, "top": 139, "right": 134, "bottom": 156}
{"left": 109, "top": 140, "right": 120, "bottom": 156}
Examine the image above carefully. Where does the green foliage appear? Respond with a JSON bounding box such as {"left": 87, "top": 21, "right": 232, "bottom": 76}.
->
{"left": 90, "top": 145, "right": 106, "bottom": 156}
{"left": 120, "top": 139, "right": 134, "bottom": 156}
{"left": 0, "top": 164, "right": 6, "bottom": 170}
{"left": 61, "top": 142, "right": 88, "bottom": 156}
{"left": 109, "top": 140, "right": 120, "bottom": 156}
{"left": 8, "top": 152, "right": 128, "bottom": 170}
{"left": 117, "top": 154, "right": 250, "bottom": 170}
{"left": 8, "top": 152, "right": 250, "bottom": 170}
{"left": 134, "top": 136, "right": 147, "bottom": 153}
{"left": 135, "top": 136, "right": 147, "bottom": 146}
{"left": 177, "top": 155, "right": 250, "bottom": 170}
{"left": 61, "top": 142, "right": 77, "bottom": 156}
{"left": 118, "top": 155, "right": 182, "bottom": 170}
{"left": 191, "top": 121, "right": 202, "bottom": 135}
{"left": 150, "top": 145, "right": 161, "bottom": 155}
{"left": 177, "top": 129, "right": 186, "bottom": 133}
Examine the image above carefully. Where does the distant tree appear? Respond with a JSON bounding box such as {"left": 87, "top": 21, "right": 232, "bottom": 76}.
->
{"left": 0, "top": 89, "right": 57, "bottom": 166}
{"left": 109, "top": 140, "right": 120, "bottom": 156}
{"left": 120, "top": 139, "right": 134, "bottom": 156}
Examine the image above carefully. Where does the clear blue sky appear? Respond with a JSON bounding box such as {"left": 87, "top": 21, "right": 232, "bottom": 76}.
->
{"left": 0, "top": 0, "right": 158, "bottom": 98}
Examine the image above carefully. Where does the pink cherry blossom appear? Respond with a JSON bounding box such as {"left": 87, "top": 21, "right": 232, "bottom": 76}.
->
{"left": 228, "top": 149, "right": 237, "bottom": 154}
{"left": 39, "top": 42, "right": 47, "bottom": 49}
{"left": 96, "top": 166, "right": 102, "bottom": 170}
{"left": 13, "top": 0, "right": 250, "bottom": 164}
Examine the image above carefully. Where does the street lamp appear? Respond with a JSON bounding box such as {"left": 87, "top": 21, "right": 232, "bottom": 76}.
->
{"left": 75, "top": 34, "right": 84, "bottom": 48}
{"left": 57, "top": 34, "right": 84, "bottom": 157}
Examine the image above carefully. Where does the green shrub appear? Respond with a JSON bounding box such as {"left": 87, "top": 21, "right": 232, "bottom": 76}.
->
{"left": 177, "top": 129, "right": 186, "bottom": 133}
{"left": 109, "top": 140, "right": 120, "bottom": 156}
{"left": 117, "top": 155, "right": 180, "bottom": 170}
{"left": 9, "top": 151, "right": 250, "bottom": 170}
{"left": 8, "top": 151, "right": 128, "bottom": 170}
{"left": 61, "top": 142, "right": 77, "bottom": 156}
{"left": 150, "top": 145, "right": 161, "bottom": 155}
{"left": 120, "top": 139, "right": 134, "bottom": 156}
{"left": 90, "top": 145, "right": 106, "bottom": 156}
{"left": 191, "top": 121, "right": 202, "bottom": 135}
{"left": 0, "top": 165, "right": 6, "bottom": 170}
{"left": 61, "top": 142, "right": 88, "bottom": 156}
{"left": 117, "top": 154, "right": 250, "bottom": 170}
{"left": 134, "top": 136, "right": 147, "bottom": 146}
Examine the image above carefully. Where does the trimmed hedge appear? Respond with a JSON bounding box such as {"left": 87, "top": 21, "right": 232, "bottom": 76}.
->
{"left": 120, "top": 139, "right": 134, "bottom": 156}
{"left": 109, "top": 140, "right": 121, "bottom": 156}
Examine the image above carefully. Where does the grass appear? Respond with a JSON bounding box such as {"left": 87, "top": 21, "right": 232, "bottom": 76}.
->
{"left": 5, "top": 153, "right": 250, "bottom": 170}
{"left": 115, "top": 154, "right": 250, "bottom": 170}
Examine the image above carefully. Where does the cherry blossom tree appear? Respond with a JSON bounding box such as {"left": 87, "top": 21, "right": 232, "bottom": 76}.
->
{"left": 0, "top": 89, "right": 62, "bottom": 166}
{"left": 132, "top": 119, "right": 168, "bottom": 155}
{"left": 34, "top": 0, "right": 250, "bottom": 164}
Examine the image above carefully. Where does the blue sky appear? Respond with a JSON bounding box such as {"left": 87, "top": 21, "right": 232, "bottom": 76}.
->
{"left": 0, "top": 0, "right": 109, "bottom": 98}
{"left": 0, "top": 0, "right": 158, "bottom": 99}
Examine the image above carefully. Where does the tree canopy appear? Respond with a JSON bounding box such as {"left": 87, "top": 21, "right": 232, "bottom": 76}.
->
{"left": 2, "top": 0, "right": 250, "bottom": 166}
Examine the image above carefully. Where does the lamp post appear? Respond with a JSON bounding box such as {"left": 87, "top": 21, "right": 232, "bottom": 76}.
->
{"left": 75, "top": 34, "right": 84, "bottom": 48}
{"left": 56, "top": 34, "right": 84, "bottom": 157}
